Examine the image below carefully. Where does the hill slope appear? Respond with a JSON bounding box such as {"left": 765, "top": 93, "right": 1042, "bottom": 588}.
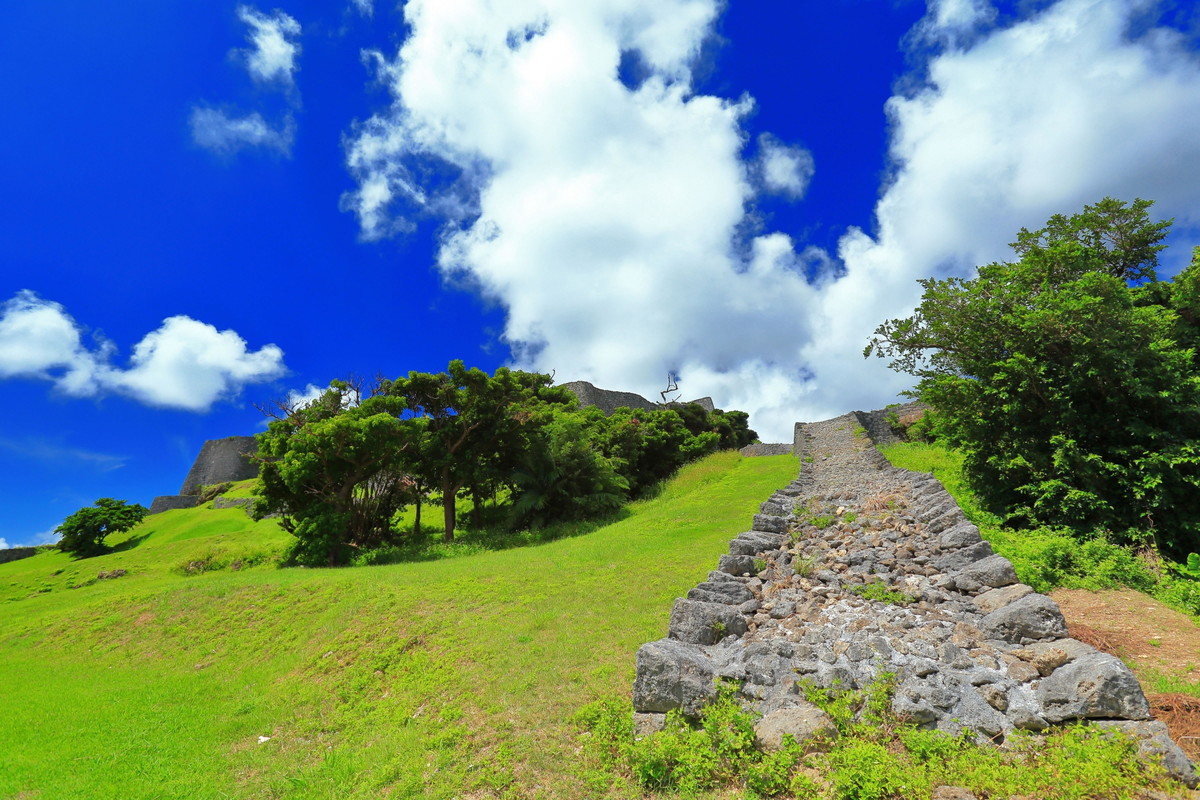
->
{"left": 0, "top": 451, "right": 799, "bottom": 799}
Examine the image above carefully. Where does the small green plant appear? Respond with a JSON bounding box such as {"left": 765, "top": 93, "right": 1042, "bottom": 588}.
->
{"left": 753, "top": 557, "right": 768, "bottom": 574}
{"left": 792, "top": 553, "right": 816, "bottom": 577}
{"left": 711, "top": 620, "right": 727, "bottom": 637}
{"left": 848, "top": 583, "right": 913, "bottom": 605}
{"left": 852, "top": 425, "right": 867, "bottom": 439}
{"left": 842, "top": 511, "right": 858, "bottom": 524}
{"left": 1167, "top": 552, "right": 1200, "bottom": 580}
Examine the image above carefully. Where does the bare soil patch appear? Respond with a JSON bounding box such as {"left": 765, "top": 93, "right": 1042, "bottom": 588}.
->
{"left": 1052, "top": 588, "right": 1200, "bottom": 761}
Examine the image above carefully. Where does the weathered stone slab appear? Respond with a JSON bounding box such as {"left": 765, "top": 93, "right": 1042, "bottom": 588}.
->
{"left": 1095, "top": 720, "right": 1198, "bottom": 788}
{"left": 935, "top": 540, "right": 994, "bottom": 571}
{"left": 973, "top": 583, "right": 1033, "bottom": 614}
{"left": 753, "top": 703, "right": 838, "bottom": 752}
{"left": 717, "top": 554, "right": 759, "bottom": 575}
{"left": 955, "top": 554, "right": 1018, "bottom": 591}
{"left": 632, "top": 638, "right": 717, "bottom": 716}
{"left": 688, "top": 579, "right": 754, "bottom": 606}
{"left": 1036, "top": 651, "right": 1150, "bottom": 722}
{"left": 980, "top": 593, "right": 1068, "bottom": 644}
{"left": 668, "top": 598, "right": 748, "bottom": 645}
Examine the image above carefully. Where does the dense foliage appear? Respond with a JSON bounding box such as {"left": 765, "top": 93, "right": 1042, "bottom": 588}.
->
{"left": 56, "top": 498, "right": 148, "bottom": 557}
{"left": 867, "top": 198, "right": 1200, "bottom": 558}
{"left": 253, "top": 362, "right": 758, "bottom": 565}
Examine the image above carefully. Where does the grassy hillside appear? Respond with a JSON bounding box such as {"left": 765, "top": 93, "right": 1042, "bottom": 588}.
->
{"left": 0, "top": 451, "right": 799, "bottom": 799}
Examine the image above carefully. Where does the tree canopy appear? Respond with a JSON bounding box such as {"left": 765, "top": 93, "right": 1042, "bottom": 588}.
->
{"left": 56, "top": 498, "right": 147, "bottom": 557}
{"left": 253, "top": 363, "right": 758, "bottom": 566}
{"left": 867, "top": 198, "right": 1200, "bottom": 558}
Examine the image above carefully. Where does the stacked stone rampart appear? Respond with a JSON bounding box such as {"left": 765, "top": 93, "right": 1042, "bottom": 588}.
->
{"left": 632, "top": 412, "right": 1196, "bottom": 787}
{"left": 149, "top": 436, "right": 259, "bottom": 515}
{"left": 562, "top": 380, "right": 715, "bottom": 415}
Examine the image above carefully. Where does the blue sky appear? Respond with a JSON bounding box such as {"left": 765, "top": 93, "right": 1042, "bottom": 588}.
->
{"left": 3, "top": 0, "right": 1199, "bottom": 548}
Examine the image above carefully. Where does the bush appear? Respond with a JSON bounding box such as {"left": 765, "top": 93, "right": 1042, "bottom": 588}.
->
{"left": 55, "top": 498, "right": 147, "bottom": 558}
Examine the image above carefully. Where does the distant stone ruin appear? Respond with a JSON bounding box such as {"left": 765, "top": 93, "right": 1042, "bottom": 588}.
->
{"left": 634, "top": 409, "right": 1196, "bottom": 788}
{"left": 148, "top": 436, "right": 259, "bottom": 514}
{"left": 562, "top": 380, "right": 715, "bottom": 415}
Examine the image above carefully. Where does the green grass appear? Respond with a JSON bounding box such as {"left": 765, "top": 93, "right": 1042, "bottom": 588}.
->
{"left": 0, "top": 451, "right": 799, "bottom": 799}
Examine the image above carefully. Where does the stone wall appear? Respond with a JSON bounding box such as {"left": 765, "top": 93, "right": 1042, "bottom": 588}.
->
{"left": 178, "top": 436, "right": 259, "bottom": 496}
{"left": 562, "top": 380, "right": 716, "bottom": 415}
{"left": 148, "top": 495, "right": 201, "bottom": 515}
{"left": 852, "top": 401, "right": 928, "bottom": 448}
{"left": 632, "top": 410, "right": 1196, "bottom": 787}
{"left": 0, "top": 546, "right": 42, "bottom": 565}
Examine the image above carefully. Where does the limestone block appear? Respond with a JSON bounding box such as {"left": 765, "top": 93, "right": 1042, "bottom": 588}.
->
{"left": 980, "top": 593, "right": 1068, "bottom": 644}
{"left": 753, "top": 703, "right": 838, "bottom": 752}
{"left": 632, "top": 638, "right": 717, "bottom": 716}
{"left": 974, "top": 583, "right": 1033, "bottom": 614}
{"left": 956, "top": 554, "right": 1018, "bottom": 590}
{"left": 1095, "top": 720, "right": 1197, "bottom": 788}
{"left": 668, "top": 598, "right": 748, "bottom": 645}
{"left": 936, "top": 540, "right": 995, "bottom": 572}
{"left": 718, "top": 554, "right": 759, "bottom": 576}
{"left": 939, "top": 522, "right": 983, "bottom": 549}
{"left": 687, "top": 578, "right": 753, "bottom": 605}
{"left": 1036, "top": 651, "right": 1150, "bottom": 722}
{"left": 752, "top": 514, "right": 787, "bottom": 534}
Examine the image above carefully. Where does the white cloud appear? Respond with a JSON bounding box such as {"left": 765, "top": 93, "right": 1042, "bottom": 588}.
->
{"left": 237, "top": 6, "right": 302, "bottom": 85}
{"left": 30, "top": 529, "right": 60, "bottom": 546}
{"left": 0, "top": 538, "right": 8, "bottom": 550}
{"left": 757, "top": 134, "right": 815, "bottom": 198}
{"left": 350, "top": 0, "right": 373, "bottom": 18}
{"left": 0, "top": 292, "right": 286, "bottom": 412}
{"left": 286, "top": 382, "right": 327, "bottom": 408}
{"left": 190, "top": 107, "right": 294, "bottom": 155}
{"left": 344, "top": 0, "right": 1200, "bottom": 441}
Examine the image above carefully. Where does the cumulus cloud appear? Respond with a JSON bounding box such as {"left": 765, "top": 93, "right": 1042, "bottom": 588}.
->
{"left": 350, "top": 0, "right": 372, "bottom": 18}
{"left": 190, "top": 107, "right": 295, "bottom": 155}
{"left": 237, "top": 6, "right": 302, "bottom": 85}
{"left": 345, "top": 0, "right": 1200, "bottom": 440}
{"left": 0, "top": 292, "right": 286, "bottom": 411}
{"left": 286, "top": 382, "right": 328, "bottom": 408}
{"left": 757, "top": 134, "right": 815, "bottom": 198}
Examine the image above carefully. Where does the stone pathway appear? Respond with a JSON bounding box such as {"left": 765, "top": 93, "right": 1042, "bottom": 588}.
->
{"left": 633, "top": 413, "right": 1196, "bottom": 787}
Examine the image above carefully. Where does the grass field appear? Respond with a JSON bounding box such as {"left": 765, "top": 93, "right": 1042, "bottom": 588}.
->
{"left": 0, "top": 451, "right": 799, "bottom": 799}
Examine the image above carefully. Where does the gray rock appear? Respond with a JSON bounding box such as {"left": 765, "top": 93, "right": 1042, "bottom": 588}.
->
{"left": 688, "top": 579, "right": 754, "bottom": 605}
{"left": 980, "top": 593, "right": 1068, "bottom": 644}
{"left": 632, "top": 712, "right": 666, "bottom": 738}
{"left": 956, "top": 554, "right": 1018, "bottom": 590}
{"left": 718, "top": 554, "right": 760, "bottom": 576}
{"left": 1094, "top": 720, "right": 1197, "bottom": 789}
{"left": 753, "top": 703, "right": 838, "bottom": 752}
{"left": 973, "top": 583, "right": 1033, "bottom": 614}
{"left": 752, "top": 514, "right": 787, "bottom": 534}
{"left": 939, "top": 523, "right": 983, "bottom": 549}
{"left": 668, "top": 598, "right": 748, "bottom": 645}
{"left": 728, "top": 532, "right": 784, "bottom": 556}
{"left": 1036, "top": 651, "right": 1150, "bottom": 722}
{"left": 935, "top": 540, "right": 995, "bottom": 571}
{"left": 926, "top": 506, "right": 967, "bottom": 534}
{"left": 632, "top": 638, "right": 717, "bottom": 716}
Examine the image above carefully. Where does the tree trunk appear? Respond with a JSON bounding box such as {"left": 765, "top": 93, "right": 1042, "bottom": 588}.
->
{"left": 413, "top": 488, "right": 422, "bottom": 537}
{"left": 441, "top": 470, "right": 456, "bottom": 542}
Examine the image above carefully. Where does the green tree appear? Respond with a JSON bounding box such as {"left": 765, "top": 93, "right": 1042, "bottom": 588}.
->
{"left": 389, "top": 361, "right": 574, "bottom": 541}
{"left": 866, "top": 198, "right": 1200, "bottom": 557}
{"left": 56, "top": 498, "right": 147, "bottom": 557}
{"left": 253, "top": 379, "right": 416, "bottom": 566}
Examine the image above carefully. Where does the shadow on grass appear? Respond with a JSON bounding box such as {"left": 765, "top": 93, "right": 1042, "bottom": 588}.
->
{"left": 352, "top": 507, "right": 633, "bottom": 567}
{"left": 110, "top": 533, "right": 152, "bottom": 553}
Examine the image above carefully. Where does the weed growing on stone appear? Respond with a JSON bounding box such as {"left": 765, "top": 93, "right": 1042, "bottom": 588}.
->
{"left": 848, "top": 582, "right": 914, "bottom": 605}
